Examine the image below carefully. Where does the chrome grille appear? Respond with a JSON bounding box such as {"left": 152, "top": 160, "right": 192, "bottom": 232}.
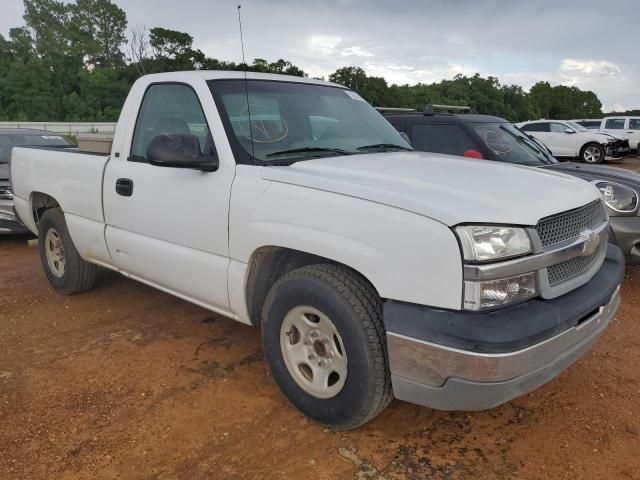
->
{"left": 547, "top": 250, "right": 601, "bottom": 286}
{"left": 0, "top": 185, "right": 12, "bottom": 200}
{"left": 536, "top": 200, "right": 604, "bottom": 248}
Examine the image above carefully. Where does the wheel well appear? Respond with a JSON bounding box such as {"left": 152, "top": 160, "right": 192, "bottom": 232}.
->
{"left": 244, "top": 246, "right": 378, "bottom": 326}
{"left": 581, "top": 141, "right": 603, "bottom": 152}
{"left": 30, "top": 192, "right": 60, "bottom": 226}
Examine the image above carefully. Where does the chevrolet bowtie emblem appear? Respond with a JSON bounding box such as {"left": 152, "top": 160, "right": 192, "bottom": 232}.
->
{"left": 580, "top": 229, "right": 600, "bottom": 256}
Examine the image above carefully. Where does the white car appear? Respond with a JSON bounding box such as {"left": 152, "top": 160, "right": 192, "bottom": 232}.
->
{"left": 517, "top": 119, "right": 629, "bottom": 163}
{"left": 599, "top": 116, "right": 640, "bottom": 151}
{"left": 10, "top": 71, "right": 623, "bottom": 429}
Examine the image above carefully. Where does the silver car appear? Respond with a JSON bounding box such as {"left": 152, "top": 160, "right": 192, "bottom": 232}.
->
{"left": 0, "top": 129, "right": 75, "bottom": 234}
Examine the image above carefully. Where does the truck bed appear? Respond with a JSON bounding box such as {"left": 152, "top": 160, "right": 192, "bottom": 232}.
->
{"left": 11, "top": 146, "right": 110, "bottom": 263}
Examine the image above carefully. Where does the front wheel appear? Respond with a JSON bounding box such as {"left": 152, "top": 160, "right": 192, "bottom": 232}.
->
{"left": 38, "top": 208, "right": 96, "bottom": 294}
{"left": 581, "top": 143, "right": 605, "bottom": 164}
{"left": 261, "top": 264, "right": 392, "bottom": 430}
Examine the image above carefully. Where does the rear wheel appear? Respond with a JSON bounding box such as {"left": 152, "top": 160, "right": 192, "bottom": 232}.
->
{"left": 38, "top": 208, "right": 96, "bottom": 294}
{"left": 581, "top": 143, "right": 605, "bottom": 164}
{"left": 261, "top": 264, "right": 392, "bottom": 430}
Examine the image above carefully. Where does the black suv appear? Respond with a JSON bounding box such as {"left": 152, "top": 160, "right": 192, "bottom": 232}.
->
{"left": 381, "top": 106, "right": 640, "bottom": 264}
{"left": 381, "top": 106, "right": 555, "bottom": 166}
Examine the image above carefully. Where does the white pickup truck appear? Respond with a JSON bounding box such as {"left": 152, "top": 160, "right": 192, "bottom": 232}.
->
{"left": 10, "top": 71, "right": 624, "bottom": 429}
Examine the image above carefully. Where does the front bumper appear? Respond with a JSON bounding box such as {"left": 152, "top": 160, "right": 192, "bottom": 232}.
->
{"left": 0, "top": 200, "right": 29, "bottom": 234}
{"left": 384, "top": 244, "right": 624, "bottom": 411}
{"left": 606, "top": 140, "right": 631, "bottom": 159}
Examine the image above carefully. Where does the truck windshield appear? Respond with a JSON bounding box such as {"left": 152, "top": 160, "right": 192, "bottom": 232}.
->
{"left": 209, "top": 79, "right": 411, "bottom": 164}
{"left": 470, "top": 122, "right": 556, "bottom": 166}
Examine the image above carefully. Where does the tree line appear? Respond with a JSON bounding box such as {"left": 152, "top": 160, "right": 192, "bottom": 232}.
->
{"left": 0, "top": 0, "right": 605, "bottom": 123}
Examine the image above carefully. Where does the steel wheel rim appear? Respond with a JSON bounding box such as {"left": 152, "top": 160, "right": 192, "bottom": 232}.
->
{"left": 584, "top": 146, "right": 601, "bottom": 163}
{"left": 45, "top": 228, "right": 66, "bottom": 278}
{"left": 280, "top": 305, "right": 348, "bottom": 399}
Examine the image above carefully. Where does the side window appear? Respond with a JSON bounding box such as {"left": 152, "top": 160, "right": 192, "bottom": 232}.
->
{"left": 130, "top": 83, "right": 212, "bottom": 162}
{"left": 629, "top": 119, "right": 640, "bottom": 130}
{"left": 410, "top": 124, "right": 476, "bottom": 156}
{"left": 550, "top": 122, "right": 570, "bottom": 133}
{"left": 604, "top": 118, "right": 625, "bottom": 130}
{"left": 521, "top": 123, "right": 548, "bottom": 132}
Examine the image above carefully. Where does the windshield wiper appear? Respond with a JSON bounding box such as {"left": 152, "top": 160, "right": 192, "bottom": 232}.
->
{"left": 266, "top": 147, "right": 350, "bottom": 158}
{"left": 356, "top": 143, "right": 413, "bottom": 152}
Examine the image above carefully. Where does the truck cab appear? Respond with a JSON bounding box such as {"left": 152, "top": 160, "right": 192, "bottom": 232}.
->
{"left": 10, "top": 72, "right": 624, "bottom": 429}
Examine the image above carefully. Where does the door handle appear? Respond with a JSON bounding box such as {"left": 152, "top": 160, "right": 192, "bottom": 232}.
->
{"left": 115, "top": 178, "right": 133, "bottom": 197}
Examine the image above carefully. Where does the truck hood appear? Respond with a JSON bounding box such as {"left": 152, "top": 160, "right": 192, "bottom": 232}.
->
{"left": 593, "top": 131, "right": 627, "bottom": 141}
{"left": 261, "top": 152, "right": 601, "bottom": 227}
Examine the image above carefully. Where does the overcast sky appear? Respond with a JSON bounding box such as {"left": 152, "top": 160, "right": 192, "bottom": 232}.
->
{"left": 2, "top": 0, "right": 638, "bottom": 111}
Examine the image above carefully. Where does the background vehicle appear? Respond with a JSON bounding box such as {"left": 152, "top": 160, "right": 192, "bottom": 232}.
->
{"left": 599, "top": 116, "right": 640, "bottom": 151}
{"left": 0, "top": 128, "right": 75, "bottom": 234}
{"left": 517, "top": 119, "right": 629, "bottom": 163}
{"left": 10, "top": 72, "right": 623, "bottom": 429}
{"left": 383, "top": 109, "right": 640, "bottom": 264}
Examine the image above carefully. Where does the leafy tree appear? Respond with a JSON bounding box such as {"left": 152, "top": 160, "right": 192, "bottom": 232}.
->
{"left": 0, "top": 0, "right": 604, "bottom": 122}
{"left": 70, "top": 0, "right": 128, "bottom": 67}
{"left": 329, "top": 67, "right": 387, "bottom": 105}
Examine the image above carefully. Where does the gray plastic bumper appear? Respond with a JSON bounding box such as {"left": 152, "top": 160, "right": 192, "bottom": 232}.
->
{"left": 388, "top": 284, "right": 620, "bottom": 411}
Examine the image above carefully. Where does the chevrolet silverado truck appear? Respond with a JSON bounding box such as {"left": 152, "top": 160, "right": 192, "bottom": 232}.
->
{"left": 10, "top": 72, "right": 624, "bottom": 429}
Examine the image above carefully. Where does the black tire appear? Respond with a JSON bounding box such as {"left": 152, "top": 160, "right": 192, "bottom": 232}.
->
{"left": 261, "top": 264, "right": 392, "bottom": 430}
{"left": 38, "top": 208, "right": 96, "bottom": 294}
{"left": 580, "top": 142, "right": 605, "bottom": 164}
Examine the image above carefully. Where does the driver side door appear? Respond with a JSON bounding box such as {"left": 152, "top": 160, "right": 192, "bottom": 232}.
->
{"left": 103, "top": 82, "right": 235, "bottom": 314}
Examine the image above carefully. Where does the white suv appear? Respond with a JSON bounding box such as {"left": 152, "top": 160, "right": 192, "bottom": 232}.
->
{"left": 517, "top": 119, "right": 629, "bottom": 164}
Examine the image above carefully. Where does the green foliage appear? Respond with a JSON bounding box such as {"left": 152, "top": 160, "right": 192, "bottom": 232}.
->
{"left": 0, "top": 0, "right": 604, "bottom": 122}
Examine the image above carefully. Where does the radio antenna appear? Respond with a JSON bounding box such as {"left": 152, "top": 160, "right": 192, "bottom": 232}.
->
{"left": 237, "top": 4, "right": 256, "bottom": 162}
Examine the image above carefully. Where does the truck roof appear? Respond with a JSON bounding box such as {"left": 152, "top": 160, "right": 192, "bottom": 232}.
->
{"left": 140, "top": 70, "right": 347, "bottom": 89}
{"left": 382, "top": 112, "right": 508, "bottom": 124}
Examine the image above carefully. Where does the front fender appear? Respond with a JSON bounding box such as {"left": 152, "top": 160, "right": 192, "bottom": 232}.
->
{"left": 229, "top": 174, "right": 463, "bottom": 311}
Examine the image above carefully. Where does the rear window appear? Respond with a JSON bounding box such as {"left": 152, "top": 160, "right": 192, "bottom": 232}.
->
{"left": 472, "top": 123, "right": 552, "bottom": 166}
{"left": 410, "top": 124, "right": 476, "bottom": 156}
{"left": 629, "top": 119, "right": 640, "bottom": 130}
{"left": 0, "top": 133, "right": 73, "bottom": 163}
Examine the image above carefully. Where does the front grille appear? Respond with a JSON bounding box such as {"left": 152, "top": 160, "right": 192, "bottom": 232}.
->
{"left": 547, "top": 250, "right": 601, "bottom": 286}
{"left": 536, "top": 200, "right": 604, "bottom": 248}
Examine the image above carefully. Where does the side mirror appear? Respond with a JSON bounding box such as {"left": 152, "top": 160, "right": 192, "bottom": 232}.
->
{"left": 147, "top": 134, "right": 219, "bottom": 171}
{"left": 564, "top": 129, "right": 575, "bottom": 134}
{"left": 399, "top": 131, "right": 412, "bottom": 146}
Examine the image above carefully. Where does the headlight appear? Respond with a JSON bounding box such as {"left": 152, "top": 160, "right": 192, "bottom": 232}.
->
{"left": 456, "top": 225, "right": 531, "bottom": 262}
{"left": 464, "top": 273, "right": 537, "bottom": 310}
{"left": 595, "top": 181, "right": 638, "bottom": 213}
